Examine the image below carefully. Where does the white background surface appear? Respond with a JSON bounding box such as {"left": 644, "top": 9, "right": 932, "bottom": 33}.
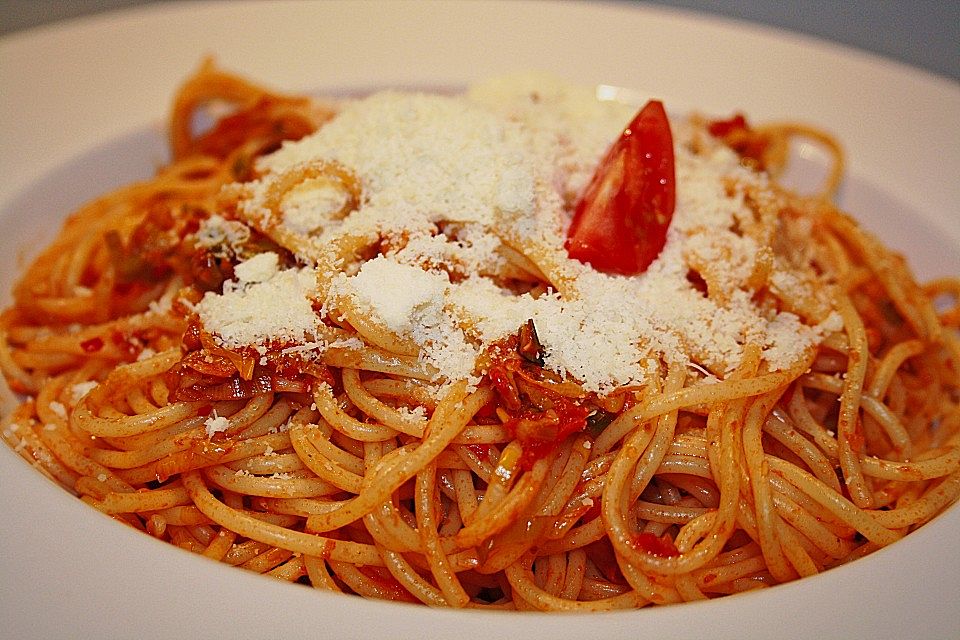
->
{"left": 0, "top": 2, "right": 958, "bottom": 639}
{"left": 2, "top": 0, "right": 959, "bottom": 81}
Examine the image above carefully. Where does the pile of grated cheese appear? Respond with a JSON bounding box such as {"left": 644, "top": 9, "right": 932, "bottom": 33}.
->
{"left": 194, "top": 74, "right": 838, "bottom": 395}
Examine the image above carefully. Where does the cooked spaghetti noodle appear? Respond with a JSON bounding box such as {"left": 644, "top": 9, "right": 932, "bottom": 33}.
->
{"left": 1, "top": 61, "right": 958, "bottom": 610}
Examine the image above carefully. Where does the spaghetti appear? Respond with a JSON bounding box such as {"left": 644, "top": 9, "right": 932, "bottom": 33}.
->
{"left": 1, "top": 61, "right": 958, "bottom": 610}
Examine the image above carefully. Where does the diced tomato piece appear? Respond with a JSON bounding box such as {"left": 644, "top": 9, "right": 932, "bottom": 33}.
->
{"left": 566, "top": 100, "right": 675, "bottom": 275}
{"left": 505, "top": 396, "right": 590, "bottom": 470}
{"left": 708, "top": 112, "right": 769, "bottom": 166}
{"left": 632, "top": 531, "right": 680, "bottom": 558}
{"left": 487, "top": 363, "right": 521, "bottom": 411}
{"left": 707, "top": 113, "right": 748, "bottom": 138}
{"left": 190, "top": 97, "right": 314, "bottom": 162}
{"left": 464, "top": 443, "right": 493, "bottom": 463}
{"left": 80, "top": 337, "right": 104, "bottom": 353}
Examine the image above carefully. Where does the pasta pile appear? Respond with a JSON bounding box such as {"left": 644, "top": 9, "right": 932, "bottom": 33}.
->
{"left": 1, "top": 62, "right": 958, "bottom": 610}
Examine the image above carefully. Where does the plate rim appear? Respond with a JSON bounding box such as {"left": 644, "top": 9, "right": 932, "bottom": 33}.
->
{"left": 1, "top": 2, "right": 958, "bottom": 639}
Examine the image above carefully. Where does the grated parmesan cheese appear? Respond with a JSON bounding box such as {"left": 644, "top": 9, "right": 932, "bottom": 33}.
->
{"left": 203, "top": 413, "right": 231, "bottom": 438}
{"left": 68, "top": 381, "right": 98, "bottom": 405}
{"left": 337, "top": 257, "right": 449, "bottom": 335}
{"left": 233, "top": 251, "right": 280, "bottom": 284}
{"left": 281, "top": 180, "right": 351, "bottom": 236}
{"left": 193, "top": 214, "right": 251, "bottom": 256}
{"left": 49, "top": 401, "right": 67, "bottom": 420}
{"left": 192, "top": 75, "right": 835, "bottom": 395}
{"left": 196, "top": 259, "right": 321, "bottom": 350}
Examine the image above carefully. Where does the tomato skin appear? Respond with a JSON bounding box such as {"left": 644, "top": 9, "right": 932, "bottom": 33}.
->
{"left": 565, "top": 100, "right": 675, "bottom": 276}
{"left": 191, "top": 97, "right": 314, "bottom": 161}
{"left": 707, "top": 112, "right": 769, "bottom": 167}
{"left": 80, "top": 337, "right": 104, "bottom": 353}
{"left": 631, "top": 531, "right": 680, "bottom": 558}
{"left": 707, "top": 113, "right": 748, "bottom": 138}
{"left": 504, "top": 397, "right": 590, "bottom": 470}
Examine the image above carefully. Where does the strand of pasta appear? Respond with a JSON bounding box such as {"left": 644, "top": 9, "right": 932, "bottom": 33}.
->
{"left": 762, "top": 406, "right": 842, "bottom": 492}
{"left": 305, "top": 382, "right": 488, "bottom": 533}
{"left": 765, "top": 458, "right": 900, "bottom": 546}
{"left": 288, "top": 423, "right": 365, "bottom": 493}
{"left": 455, "top": 451, "right": 553, "bottom": 552}
{"left": 504, "top": 555, "right": 646, "bottom": 611}
{"left": 378, "top": 546, "right": 447, "bottom": 606}
{"left": 821, "top": 207, "right": 940, "bottom": 341}
{"left": 758, "top": 122, "right": 845, "bottom": 200}
{"left": 742, "top": 386, "right": 796, "bottom": 581}
{"left": 601, "top": 363, "right": 684, "bottom": 603}
{"left": 341, "top": 368, "right": 427, "bottom": 437}
{"left": 415, "top": 462, "right": 471, "bottom": 606}
{"left": 834, "top": 293, "right": 874, "bottom": 508}
{"left": 182, "top": 469, "right": 383, "bottom": 566}
{"left": 801, "top": 372, "right": 912, "bottom": 457}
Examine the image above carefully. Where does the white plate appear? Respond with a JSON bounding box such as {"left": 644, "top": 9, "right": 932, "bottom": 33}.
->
{"left": 1, "top": 2, "right": 958, "bottom": 638}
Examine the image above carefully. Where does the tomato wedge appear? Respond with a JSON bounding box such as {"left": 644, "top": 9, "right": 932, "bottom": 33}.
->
{"left": 565, "top": 100, "right": 675, "bottom": 275}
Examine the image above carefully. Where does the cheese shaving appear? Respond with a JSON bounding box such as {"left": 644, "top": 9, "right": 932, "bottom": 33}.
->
{"left": 194, "top": 74, "right": 833, "bottom": 394}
